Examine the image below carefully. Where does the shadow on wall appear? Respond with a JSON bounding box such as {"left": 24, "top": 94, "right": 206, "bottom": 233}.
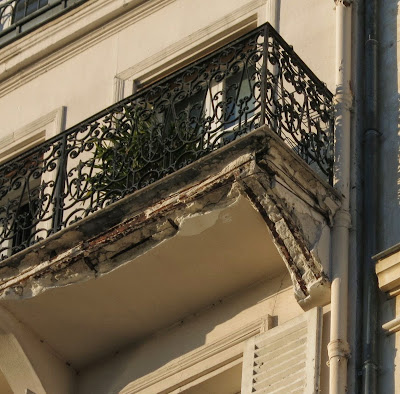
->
{"left": 378, "top": 0, "right": 400, "bottom": 250}
{"left": 77, "top": 273, "right": 292, "bottom": 394}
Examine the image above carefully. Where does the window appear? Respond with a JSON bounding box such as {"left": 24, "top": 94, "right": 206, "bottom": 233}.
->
{"left": 241, "top": 308, "right": 322, "bottom": 393}
{"left": 12, "top": 0, "right": 48, "bottom": 24}
{"left": 0, "top": 0, "right": 48, "bottom": 32}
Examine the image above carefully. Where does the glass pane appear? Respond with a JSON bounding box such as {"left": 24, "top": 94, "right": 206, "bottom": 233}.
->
{"left": 13, "top": 0, "right": 48, "bottom": 23}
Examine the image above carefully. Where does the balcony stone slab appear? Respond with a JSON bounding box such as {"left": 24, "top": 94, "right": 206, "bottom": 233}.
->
{"left": 0, "top": 125, "right": 340, "bottom": 300}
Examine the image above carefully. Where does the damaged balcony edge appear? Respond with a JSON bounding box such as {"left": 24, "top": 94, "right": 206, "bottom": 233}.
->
{"left": 0, "top": 126, "right": 340, "bottom": 304}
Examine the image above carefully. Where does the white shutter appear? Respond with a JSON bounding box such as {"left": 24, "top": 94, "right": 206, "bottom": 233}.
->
{"left": 241, "top": 307, "right": 322, "bottom": 394}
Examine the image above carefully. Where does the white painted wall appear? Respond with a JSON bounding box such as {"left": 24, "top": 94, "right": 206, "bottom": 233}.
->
{"left": 280, "top": 0, "right": 336, "bottom": 91}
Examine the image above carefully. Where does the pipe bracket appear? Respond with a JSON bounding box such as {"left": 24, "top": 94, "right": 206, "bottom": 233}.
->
{"left": 333, "top": 92, "right": 353, "bottom": 111}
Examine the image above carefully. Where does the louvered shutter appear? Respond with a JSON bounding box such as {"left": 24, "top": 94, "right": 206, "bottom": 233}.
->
{"left": 241, "top": 307, "right": 322, "bottom": 394}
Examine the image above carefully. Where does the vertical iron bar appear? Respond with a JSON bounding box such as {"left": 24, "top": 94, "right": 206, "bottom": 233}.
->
{"left": 52, "top": 134, "right": 67, "bottom": 233}
{"left": 260, "top": 24, "right": 269, "bottom": 126}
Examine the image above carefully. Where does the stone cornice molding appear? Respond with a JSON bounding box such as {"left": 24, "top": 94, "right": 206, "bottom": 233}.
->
{"left": 375, "top": 243, "right": 400, "bottom": 296}
{"left": 0, "top": 107, "right": 65, "bottom": 163}
{"left": 375, "top": 244, "right": 400, "bottom": 336}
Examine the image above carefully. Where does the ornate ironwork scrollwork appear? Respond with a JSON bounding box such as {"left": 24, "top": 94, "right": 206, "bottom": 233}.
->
{"left": 0, "top": 23, "right": 333, "bottom": 260}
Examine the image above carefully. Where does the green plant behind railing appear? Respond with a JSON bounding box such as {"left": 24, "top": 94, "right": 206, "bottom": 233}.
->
{"left": 88, "top": 103, "right": 205, "bottom": 200}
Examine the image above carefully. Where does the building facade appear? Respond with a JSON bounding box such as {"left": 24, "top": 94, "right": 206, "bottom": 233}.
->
{"left": 0, "top": 0, "right": 397, "bottom": 393}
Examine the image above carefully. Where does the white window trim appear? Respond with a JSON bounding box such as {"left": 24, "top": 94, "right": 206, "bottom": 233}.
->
{"left": 0, "top": 106, "right": 65, "bottom": 164}
{"left": 112, "top": 3, "right": 267, "bottom": 102}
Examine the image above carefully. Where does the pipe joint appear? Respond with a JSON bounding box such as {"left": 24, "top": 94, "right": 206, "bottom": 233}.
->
{"left": 333, "top": 209, "right": 352, "bottom": 229}
{"left": 365, "top": 36, "right": 378, "bottom": 47}
{"left": 327, "top": 339, "right": 351, "bottom": 366}
{"left": 362, "top": 360, "right": 379, "bottom": 373}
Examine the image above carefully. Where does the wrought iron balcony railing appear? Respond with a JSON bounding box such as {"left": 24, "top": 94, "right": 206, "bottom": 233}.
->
{"left": 0, "top": 23, "right": 334, "bottom": 260}
{"left": 0, "top": 0, "right": 87, "bottom": 48}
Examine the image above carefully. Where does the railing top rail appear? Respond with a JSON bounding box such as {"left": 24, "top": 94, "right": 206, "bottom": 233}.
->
{"left": 0, "top": 22, "right": 333, "bottom": 169}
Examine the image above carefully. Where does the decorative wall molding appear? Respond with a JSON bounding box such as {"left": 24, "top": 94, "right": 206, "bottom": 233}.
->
{"left": 0, "top": 0, "right": 176, "bottom": 99}
{"left": 375, "top": 243, "right": 400, "bottom": 296}
{"left": 382, "top": 317, "right": 400, "bottom": 336}
{"left": 375, "top": 244, "right": 400, "bottom": 335}
{"left": 0, "top": 107, "right": 65, "bottom": 164}
{"left": 120, "top": 317, "right": 266, "bottom": 394}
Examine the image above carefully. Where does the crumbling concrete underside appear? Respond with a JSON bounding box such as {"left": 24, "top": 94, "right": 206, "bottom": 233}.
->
{"left": 0, "top": 127, "right": 340, "bottom": 308}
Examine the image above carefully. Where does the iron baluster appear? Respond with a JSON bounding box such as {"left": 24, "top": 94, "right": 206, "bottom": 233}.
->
{"left": 52, "top": 133, "right": 67, "bottom": 233}
{"left": 260, "top": 24, "right": 269, "bottom": 127}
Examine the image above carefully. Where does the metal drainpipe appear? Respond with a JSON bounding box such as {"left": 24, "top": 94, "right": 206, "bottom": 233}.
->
{"left": 328, "top": 1, "right": 352, "bottom": 393}
{"left": 268, "top": 0, "right": 280, "bottom": 31}
{"left": 361, "top": 0, "right": 380, "bottom": 391}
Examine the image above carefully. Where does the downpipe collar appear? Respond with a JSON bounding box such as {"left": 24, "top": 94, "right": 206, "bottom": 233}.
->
{"left": 333, "top": 209, "right": 352, "bottom": 229}
{"left": 327, "top": 339, "right": 351, "bottom": 366}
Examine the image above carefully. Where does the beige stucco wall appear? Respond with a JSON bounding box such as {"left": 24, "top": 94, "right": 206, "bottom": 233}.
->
{"left": 279, "top": 0, "right": 335, "bottom": 91}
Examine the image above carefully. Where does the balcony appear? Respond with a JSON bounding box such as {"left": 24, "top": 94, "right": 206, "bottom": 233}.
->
{"left": 0, "top": 0, "right": 87, "bottom": 48}
{"left": 0, "top": 22, "right": 334, "bottom": 260}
